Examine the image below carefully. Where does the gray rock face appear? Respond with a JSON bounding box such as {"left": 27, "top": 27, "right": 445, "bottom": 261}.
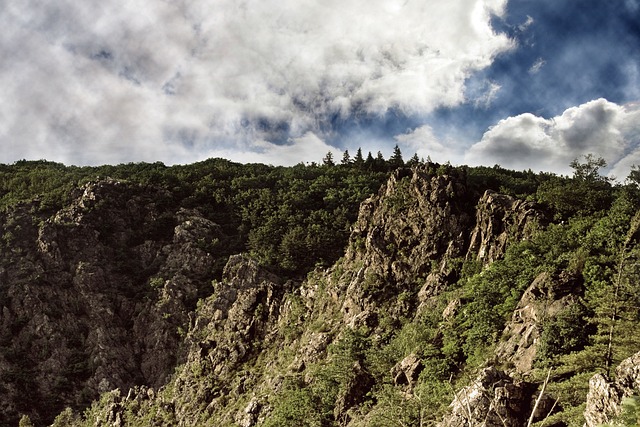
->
{"left": 495, "top": 271, "right": 582, "bottom": 374}
{"left": 467, "top": 190, "right": 544, "bottom": 265}
{"left": 169, "top": 254, "right": 286, "bottom": 424}
{"left": 392, "top": 353, "right": 424, "bottom": 391}
{"left": 0, "top": 179, "right": 221, "bottom": 425}
{"left": 584, "top": 351, "right": 640, "bottom": 427}
{"left": 438, "top": 367, "right": 560, "bottom": 427}
{"left": 339, "top": 165, "right": 473, "bottom": 327}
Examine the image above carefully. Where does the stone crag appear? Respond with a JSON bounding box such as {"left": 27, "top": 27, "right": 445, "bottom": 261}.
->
{"left": 0, "top": 165, "right": 630, "bottom": 426}
{"left": 0, "top": 179, "right": 221, "bottom": 425}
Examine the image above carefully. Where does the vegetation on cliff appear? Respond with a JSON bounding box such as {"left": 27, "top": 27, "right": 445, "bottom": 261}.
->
{"left": 1, "top": 153, "right": 640, "bottom": 426}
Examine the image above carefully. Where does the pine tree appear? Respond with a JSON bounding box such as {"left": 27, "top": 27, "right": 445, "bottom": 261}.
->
{"left": 389, "top": 144, "right": 404, "bottom": 169}
{"left": 374, "top": 151, "right": 387, "bottom": 172}
{"left": 341, "top": 150, "right": 351, "bottom": 166}
{"left": 354, "top": 148, "right": 365, "bottom": 168}
{"left": 407, "top": 153, "right": 420, "bottom": 167}
{"left": 365, "top": 151, "right": 375, "bottom": 170}
{"left": 604, "top": 212, "right": 640, "bottom": 374}
{"left": 323, "top": 152, "right": 335, "bottom": 166}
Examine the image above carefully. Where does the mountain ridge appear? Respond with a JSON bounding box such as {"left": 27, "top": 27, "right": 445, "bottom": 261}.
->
{"left": 1, "top": 158, "right": 639, "bottom": 426}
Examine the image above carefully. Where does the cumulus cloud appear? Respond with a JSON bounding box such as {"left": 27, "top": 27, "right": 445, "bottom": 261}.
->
{"left": 465, "top": 98, "right": 640, "bottom": 178}
{"left": 0, "top": 0, "right": 513, "bottom": 165}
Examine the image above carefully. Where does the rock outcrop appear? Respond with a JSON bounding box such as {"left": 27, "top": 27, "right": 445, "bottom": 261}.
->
{"left": 467, "top": 190, "right": 544, "bottom": 265}
{"left": 80, "top": 253, "right": 288, "bottom": 427}
{"left": 438, "top": 367, "right": 557, "bottom": 427}
{"left": 338, "top": 165, "right": 473, "bottom": 327}
{"left": 0, "top": 179, "right": 222, "bottom": 425}
{"left": 495, "top": 271, "right": 583, "bottom": 374}
{"left": 584, "top": 351, "right": 640, "bottom": 427}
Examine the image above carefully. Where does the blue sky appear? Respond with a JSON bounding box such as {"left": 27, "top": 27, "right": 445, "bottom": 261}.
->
{"left": 2, "top": 0, "right": 640, "bottom": 177}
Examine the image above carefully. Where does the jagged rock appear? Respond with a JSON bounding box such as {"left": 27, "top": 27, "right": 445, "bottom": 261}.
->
{"left": 584, "top": 351, "right": 640, "bottom": 426}
{"left": 235, "top": 398, "right": 262, "bottom": 427}
{"left": 495, "top": 271, "right": 582, "bottom": 374}
{"left": 442, "top": 298, "right": 461, "bottom": 320}
{"left": 169, "top": 254, "right": 286, "bottom": 424}
{"left": 339, "top": 165, "right": 473, "bottom": 326}
{"left": 439, "top": 367, "right": 538, "bottom": 427}
{"left": 467, "top": 190, "right": 544, "bottom": 265}
{"left": 392, "top": 353, "right": 424, "bottom": 390}
{"left": 0, "top": 178, "right": 222, "bottom": 425}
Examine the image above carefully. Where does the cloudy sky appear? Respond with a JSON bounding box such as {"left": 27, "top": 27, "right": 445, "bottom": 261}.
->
{"left": 2, "top": 0, "right": 640, "bottom": 177}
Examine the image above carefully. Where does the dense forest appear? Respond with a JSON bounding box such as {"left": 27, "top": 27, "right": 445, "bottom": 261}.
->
{"left": 1, "top": 150, "right": 640, "bottom": 426}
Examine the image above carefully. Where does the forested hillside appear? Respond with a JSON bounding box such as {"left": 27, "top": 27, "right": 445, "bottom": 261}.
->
{"left": 1, "top": 153, "right": 640, "bottom": 426}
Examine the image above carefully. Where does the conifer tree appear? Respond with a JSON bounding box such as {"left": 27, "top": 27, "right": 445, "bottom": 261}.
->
{"left": 389, "top": 144, "right": 404, "bottom": 169}
{"left": 323, "top": 152, "right": 335, "bottom": 166}
{"left": 354, "top": 148, "right": 365, "bottom": 168}
{"left": 603, "top": 211, "right": 640, "bottom": 374}
{"left": 374, "top": 151, "right": 387, "bottom": 172}
{"left": 341, "top": 150, "right": 351, "bottom": 166}
{"left": 365, "top": 151, "right": 375, "bottom": 170}
{"left": 407, "top": 153, "right": 420, "bottom": 167}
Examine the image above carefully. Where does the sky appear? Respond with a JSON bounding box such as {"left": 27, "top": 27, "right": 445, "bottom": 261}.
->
{"left": 2, "top": 0, "right": 640, "bottom": 178}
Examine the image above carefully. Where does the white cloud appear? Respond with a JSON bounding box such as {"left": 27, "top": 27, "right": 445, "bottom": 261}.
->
{"left": 518, "top": 15, "right": 535, "bottom": 32}
{"left": 529, "top": 57, "right": 545, "bottom": 74}
{"left": 394, "top": 125, "right": 462, "bottom": 163}
{"left": 465, "top": 98, "right": 640, "bottom": 178}
{"left": 0, "top": 0, "right": 512, "bottom": 165}
{"left": 203, "top": 132, "right": 343, "bottom": 166}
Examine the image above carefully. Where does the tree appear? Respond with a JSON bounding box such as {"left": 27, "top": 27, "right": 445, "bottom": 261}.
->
{"left": 627, "top": 165, "right": 640, "bottom": 187}
{"left": 365, "top": 151, "right": 375, "bottom": 170}
{"left": 322, "top": 152, "right": 335, "bottom": 166}
{"left": 388, "top": 144, "right": 404, "bottom": 169}
{"left": 353, "top": 148, "right": 365, "bottom": 168}
{"left": 374, "top": 151, "right": 387, "bottom": 172}
{"left": 407, "top": 153, "right": 420, "bottom": 167}
{"left": 570, "top": 154, "right": 609, "bottom": 183}
{"left": 537, "top": 154, "right": 614, "bottom": 218}
{"left": 603, "top": 211, "right": 640, "bottom": 374}
{"left": 341, "top": 150, "right": 351, "bottom": 166}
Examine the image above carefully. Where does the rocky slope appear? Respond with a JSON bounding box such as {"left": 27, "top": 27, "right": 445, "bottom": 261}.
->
{"left": 2, "top": 164, "right": 638, "bottom": 426}
{"left": 0, "top": 179, "right": 223, "bottom": 425}
{"left": 584, "top": 351, "right": 640, "bottom": 426}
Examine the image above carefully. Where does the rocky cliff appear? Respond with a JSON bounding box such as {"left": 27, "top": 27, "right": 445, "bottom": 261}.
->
{"left": 1, "top": 163, "right": 637, "bottom": 427}
{"left": 584, "top": 351, "right": 640, "bottom": 426}
{"left": 0, "top": 179, "right": 223, "bottom": 425}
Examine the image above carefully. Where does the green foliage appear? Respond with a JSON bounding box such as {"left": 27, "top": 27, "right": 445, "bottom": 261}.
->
{"left": 264, "top": 330, "right": 371, "bottom": 427}
{"left": 18, "top": 415, "right": 34, "bottom": 427}
{"left": 51, "top": 407, "right": 79, "bottom": 427}
{"left": 466, "top": 164, "right": 545, "bottom": 198}
{"left": 617, "top": 396, "right": 640, "bottom": 427}
{"left": 537, "top": 302, "right": 594, "bottom": 363}
{"left": 263, "top": 381, "right": 329, "bottom": 427}
{"left": 457, "top": 239, "right": 543, "bottom": 364}
{"left": 537, "top": 154, "right": 614, "bottom": 219}
{"left": 0, "top": 158, "right": 388, "bottom": 279}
